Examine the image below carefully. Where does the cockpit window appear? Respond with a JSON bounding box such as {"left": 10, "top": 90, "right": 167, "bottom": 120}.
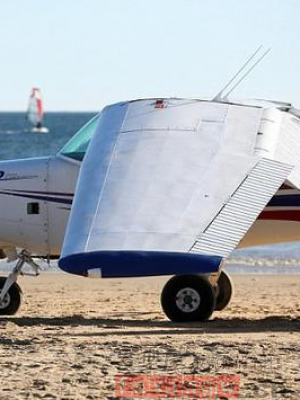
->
{"left": 60, "top": 114, "right": 100, "bottom": 161}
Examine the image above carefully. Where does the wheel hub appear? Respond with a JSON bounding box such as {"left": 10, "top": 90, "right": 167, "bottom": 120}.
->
{"left": 175, "top": 287, "right": 200, "bottom": 313}
{"left": 0, "top": 291, "right": 10, "bottom": 309}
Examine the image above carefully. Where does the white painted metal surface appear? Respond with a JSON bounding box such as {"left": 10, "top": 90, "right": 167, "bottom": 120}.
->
{"left": 254, "top": 108, "right": 282, "bottom": 157}
{"left": 0, "top": 156, "right": 79, "bottom": 255}
{"left": 47, "top": 157, "right": 80, "bottom": 254}
{"left": 274, "top": 112, "right": 300, "bottom": 188}
{"left": 61, "top": 98, "right": 265, "bottom": 258}
{"left": 0, "top": 158, "right": 49, "bottom": 253}
{"left": 190, "top": 159, "right": 292, "bottom": 257}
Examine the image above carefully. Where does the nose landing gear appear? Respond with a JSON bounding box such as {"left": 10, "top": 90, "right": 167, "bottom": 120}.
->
{"left": 0, "top": 277, "right": 22, "bottom": 315}
{"left": 0, "top": 249, "right": 40, "bottom": 315}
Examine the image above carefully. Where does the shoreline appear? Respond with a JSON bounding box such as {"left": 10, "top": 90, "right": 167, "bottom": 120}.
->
{"left": 2, "top": 259, "right": 300, "bottom": 275}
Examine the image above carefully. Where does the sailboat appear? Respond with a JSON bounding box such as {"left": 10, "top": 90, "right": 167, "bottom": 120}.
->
{"left": 27, "top": 88, "right": 49, "bottom": 134}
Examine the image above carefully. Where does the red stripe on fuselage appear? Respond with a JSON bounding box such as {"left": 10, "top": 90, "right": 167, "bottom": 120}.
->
{"left": 259, "top": 210, "right": 300, "bottom": 221}
{"left": 279, "top": 183, "right": 295, "bottom": 190}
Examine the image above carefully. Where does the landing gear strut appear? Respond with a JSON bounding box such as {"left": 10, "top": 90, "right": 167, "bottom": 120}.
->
{"left": 0, "top": 250, "right": 41, "bottom": 315}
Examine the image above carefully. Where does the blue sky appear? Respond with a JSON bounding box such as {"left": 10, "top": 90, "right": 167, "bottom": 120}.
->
{"left": 0, "top": 0, "right": 299, "bottom": 111}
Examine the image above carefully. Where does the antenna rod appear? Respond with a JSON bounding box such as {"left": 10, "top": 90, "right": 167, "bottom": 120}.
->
{"left": 213, "top": 46, "right": 263, "bottom": 100}
{"left": 213, "top": 45, "right": 262, "bottom": 100}
{"left": 223, "top": 47, "right": 271, "bottom": 99}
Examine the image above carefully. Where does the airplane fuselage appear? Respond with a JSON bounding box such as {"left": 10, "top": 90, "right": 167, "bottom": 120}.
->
{"left": 0, "top": 156, "right": 78, "bottom": 256}
{"left": 1, "top": 95, "right": 300, "bottom": 322}
{"left": 0, "top": 154, "right": 298, "bottom": 258}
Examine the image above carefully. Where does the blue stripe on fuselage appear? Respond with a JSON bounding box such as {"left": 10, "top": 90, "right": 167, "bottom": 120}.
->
{"left": 0, "top": 190, "right": 73, "bottom": 205}
{"left": 267, "top": 194, "right": 300, "bottom": 207}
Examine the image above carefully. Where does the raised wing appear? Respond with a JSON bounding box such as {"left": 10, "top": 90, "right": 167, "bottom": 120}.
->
{"left": 59, "top": 99, "right": 293, "bottom": 277}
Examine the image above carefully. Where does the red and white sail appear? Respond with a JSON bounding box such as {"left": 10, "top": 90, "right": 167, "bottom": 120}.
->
{"left": 28, "top": 88, "right": 44, "bottom": 127}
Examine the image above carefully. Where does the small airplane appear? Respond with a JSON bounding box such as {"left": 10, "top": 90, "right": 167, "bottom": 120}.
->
{"left": 27, "top": 88, "right": 49, "bottom": 134}
{"left": 1, "top": 48, "right": 300, "bottom": 322}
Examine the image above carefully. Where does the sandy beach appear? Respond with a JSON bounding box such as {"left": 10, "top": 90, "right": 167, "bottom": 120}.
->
{"left": 0, "top": 271, "right": 299, "bottom": 399}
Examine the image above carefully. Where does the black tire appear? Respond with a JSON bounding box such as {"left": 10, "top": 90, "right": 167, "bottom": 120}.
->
{"left": 161, "top": 275, "right": 216, "bottom": 322}
{"left": 215, "top": 270, "right": 233, "bottom": 311}
{"left": 0, "top": 277, "right": 22, "bottom": 315}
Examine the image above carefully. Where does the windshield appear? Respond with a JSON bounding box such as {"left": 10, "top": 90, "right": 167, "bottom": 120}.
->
{"left": 60, "top": 114, "right": 100, "bottom": 161}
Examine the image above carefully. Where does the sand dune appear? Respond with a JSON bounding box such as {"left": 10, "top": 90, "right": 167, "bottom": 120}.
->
{"left": 0, "top": 272, "right": 299, "bottom": 399}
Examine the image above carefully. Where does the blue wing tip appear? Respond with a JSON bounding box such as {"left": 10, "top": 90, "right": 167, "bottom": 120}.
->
{"left": 59, "top": 250, "right": 223, "bottom": 278}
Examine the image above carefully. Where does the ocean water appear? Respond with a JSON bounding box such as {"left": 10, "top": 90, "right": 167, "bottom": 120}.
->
{"left": 0, "top": 112, "right": 300, "bottom": 273}
{"left": 0, "top": 112, "right": 96, "bottom": 160}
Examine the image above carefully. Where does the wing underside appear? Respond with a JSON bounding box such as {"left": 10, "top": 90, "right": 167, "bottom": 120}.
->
{"left": 59, "top": 99, "right": 293, "bottom": 277}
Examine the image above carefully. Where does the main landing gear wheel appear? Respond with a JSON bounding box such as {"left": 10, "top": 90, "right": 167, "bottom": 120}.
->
{"left": 214, "top": 270, "right": 233, "bottom": 312}
{"left": 161, "top": 275, "right": 216, "bottom": 322}
{"left": 0, "top": 277, "right": 22, "bottom": 315}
